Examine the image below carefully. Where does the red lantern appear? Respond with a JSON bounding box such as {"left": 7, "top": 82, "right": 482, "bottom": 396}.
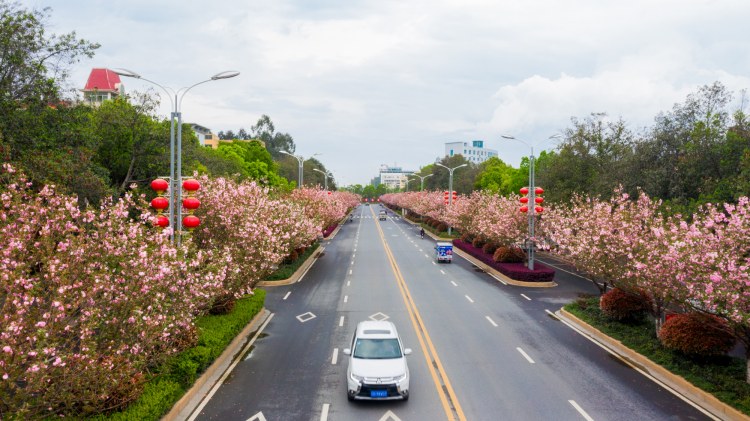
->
{"left": 535, "top": 187, "right": 544, "bottom": 195}
{"left": 151, "top": 178, "right": 169, "bottom": 194}
{"left": 182, "top": 179, "right": 201, "bottom": 192}
{"left": 520, "top": 206, "right": 529, "bottom": 213}
{"left": 520, "top": 197, "right": 529, "bottom": 204}
{"left": 151, "top": 196, "right": 169, "bottom": 212}
{"left": 182, "top": 215, "right": 201, "bottom": 230}
{"left": 520, "top": 187, "right": 529, "bottom": 195}
{"left": 452, "top": 191, "right": 457, "bottom": 202}
{"left": 154, "top": 215, "right": 170, "bottom": 228}
{"left": 535, "top": 197, "right": 544, "bottom": 204}
{"left": 183, "top": 197, "right": 201, "bottom": 211}
{"left": 535, "top": 206, "right": 544, "bottom": 213}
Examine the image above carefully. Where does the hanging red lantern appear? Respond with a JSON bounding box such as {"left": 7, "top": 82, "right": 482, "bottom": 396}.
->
{"left": 183, "top": 197, "right": 201, "bottom": 211}
{"left": 520, "top": 187, "right": 529, "bottom": 195}
{"left": 535, "top": 206, "right": 544, "bottom": 213}
{"left": 520, "top": 206, "right": 529, "bottom": 213}
{"left": 151, "top": 196, "right": 169, "bottom": 212}
{"left": 520, "top": 197, "right": 529, "bottom": 204}
{"left": 151, "top": 178, "right": 169, "bottom": 194}
{"left": 182, "top": 179, "right": 201, "bottom": 192}
{"left": 154, "top": 215, "right": 170, "bottom": 228}
{"left": 183, "top": 215, "right": 201, "bottom": 230}
{"left": 535, "top": 187, "right": 544, "bottom": 195}
{"left": 535, "top": 197, "right": 544, "bottom": 204}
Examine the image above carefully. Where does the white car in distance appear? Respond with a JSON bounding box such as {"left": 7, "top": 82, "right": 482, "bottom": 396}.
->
{"left": 343, "top": 320, "right": 411, "bottom": 401}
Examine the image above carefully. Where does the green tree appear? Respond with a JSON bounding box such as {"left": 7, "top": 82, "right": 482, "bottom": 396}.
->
{"left": 474, "top": 156, "right": 523, "bottom": 195}
{"left": 214, "top": 140, "right": 292, "bottom": 188}
{"left": 429, "top": 155, "right": 477, "bottom": 194}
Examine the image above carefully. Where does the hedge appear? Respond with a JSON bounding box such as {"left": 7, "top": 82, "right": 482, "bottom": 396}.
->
{"left": 453, "top": 239, "right": 555, "bottom": 282}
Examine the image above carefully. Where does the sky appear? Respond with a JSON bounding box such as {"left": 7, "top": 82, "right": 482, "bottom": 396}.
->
{"left": 23, "top": 0, "right": 750, "bottom": 186}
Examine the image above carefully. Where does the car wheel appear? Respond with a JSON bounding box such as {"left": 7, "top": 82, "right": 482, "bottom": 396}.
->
{"left": 402, "top": 394, "right": 409, "bottom": 401}
{"left": 347, "top": 394, "right": 354, "bottom": 402}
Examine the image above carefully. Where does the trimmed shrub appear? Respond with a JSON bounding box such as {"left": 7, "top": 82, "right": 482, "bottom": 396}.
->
{"left": 452, "top": 240, "right": 554, "bottom": 282}
{"left": 599, "top": 288, "right": 650, "bottom": 321}
{"left": 460, "top": 232, "right": 473, "bottom": 242}
{"left": 482, "top": 242, "right": 498, "bottom": 255}
{"left": 493, "top": 246, "right": 526, "bottom": 263}
{"left": 659, "top": 313, "right": 736, "bottom": 357}
{"left": 436, "top": 223, "right": 448, "bottom": 233}
{"left": 472, "top": 237, "right": 484, "bottom": 248}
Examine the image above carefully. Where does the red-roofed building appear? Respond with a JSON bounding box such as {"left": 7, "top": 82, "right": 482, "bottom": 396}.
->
{"left": 82, "top": 68, "right": 124, "bottom": 106}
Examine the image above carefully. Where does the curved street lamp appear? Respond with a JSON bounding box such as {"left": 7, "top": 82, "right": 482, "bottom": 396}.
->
{"left": 280, "top": 151, "right": 320, "bottom": 188}
{"left": 313, "top": 168, "right": 333, "bottom": 190}
{"left": 115, "top": 68, "right": 239, "bottom": 244}
{"left": 409, "top": 173, "right": 434, "bottom": 191}
{"left": 434, "top": 162, "right": 467, "bottom": 235}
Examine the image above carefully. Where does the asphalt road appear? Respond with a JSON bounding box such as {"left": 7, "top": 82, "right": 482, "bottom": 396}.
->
{"left": 192, "top": 204, "right": 713, "bottom": 421}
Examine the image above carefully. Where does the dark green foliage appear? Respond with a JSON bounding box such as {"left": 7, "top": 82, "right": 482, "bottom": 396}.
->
{"left": 264, "top": 242, "right": 319, "bottom": 281}
{"left": 659, "top": 313, "right": 736, "bottom": 357}
{"left": 599, "top": 288, "right": 651, "bottom": 321}
{"left": 566, "top": 297, "right": 750, "bottom": 415}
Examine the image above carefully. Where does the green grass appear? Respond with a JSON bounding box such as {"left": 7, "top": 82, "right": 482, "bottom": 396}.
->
{"left": 566, "top": 296, "right": 750, "bottom": 415}
{"left": 263, "top": 242, "right": 320, "bottom": 281}
{"left": 88, "top": 290, "right": 266, "bottom": 420}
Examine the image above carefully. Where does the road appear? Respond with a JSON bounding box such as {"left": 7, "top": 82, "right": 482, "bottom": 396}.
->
{"left": 192, "top": 204, "right": 713, "bottom": 421}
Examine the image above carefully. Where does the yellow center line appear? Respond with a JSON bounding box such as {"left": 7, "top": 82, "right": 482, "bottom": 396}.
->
{"left": 370, "top": 207, "right": 466, "bottom": 421}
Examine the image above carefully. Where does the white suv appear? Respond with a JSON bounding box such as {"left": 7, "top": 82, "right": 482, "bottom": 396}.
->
{"left": 343, "top": 321, "right": 411, "bottom": 401}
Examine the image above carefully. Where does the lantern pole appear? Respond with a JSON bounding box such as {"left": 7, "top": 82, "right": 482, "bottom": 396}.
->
{"left": 434, "top": 162, "right": 467, "bottom": 236}
{"left": 115, "top": 69, "right": 239, "bottom": 244}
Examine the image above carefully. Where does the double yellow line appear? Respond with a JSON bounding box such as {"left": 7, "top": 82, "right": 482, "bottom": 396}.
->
{"left": 371, "top": 208, "right": 466, "bottom": 421}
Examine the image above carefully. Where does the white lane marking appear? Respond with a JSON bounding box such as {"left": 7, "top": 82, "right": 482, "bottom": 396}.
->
{"left": 344, "top": 295, "right": 349, "bottom": 303}
{"left": 440, "top": 270, "right": 446, "bottom": 275}
{"left": 378, "top": 410, "right": 402, "bottom": 421}
{"left": 339, "top": 316, "right": 345, "bottom": 327}
{"left": 189, "top": 314, "right": 274, "bottom": 421}
{"left": 486, "top": 316, "right": 498, "bottom": 327}
{"left": 465, "top": 295, "right": 474, "bottom": 303}
{"left": 451, "top": 281, "right": 458, "bottom": 287}
{"left": 432, "top": 261, "right": 436, "bottom": 265}
{"left": 283, "top": 291, "right": 291, "bottom": 300}
{"left": 424, "top": 254, "right": 429, "bottom": 258}
{"left": 321, "top": 404, "right": 330, "bottom": 421}
{"left": 351, "top": 260, "right": 354, "bottom": 265}
{"left": 489, "top": 273, "right": 508, "bottom": 285}
{"left": 517, "top": 347, "right": 535, "bottom": 364}
{"left": 418, "top": 249, "right": 423, "bottom": 252}
{"left": 349, "top": 269, "right": 352, "bottom": 275}
{"left": 568, "top": 400, "right": 594, "bottom": 421}
{"left": 352, "top": 254, "right": 355, "bottom": 259}
{"left": 521, "top": 293, "right": 531, "bottom": 301}
{"left": 296, "top": 312, "right": 316, "bottom": 323}
{"left": 539, "top": 258, "right": 594, "bottom": 282}
{"left": 332, "top": 348, "right": 339, "bottom": 365}
{"left": 347, "top": 280, "right": 351, "bottom": 286}
{"left": 545, "top": 309, "right": 559, "bottom": 320}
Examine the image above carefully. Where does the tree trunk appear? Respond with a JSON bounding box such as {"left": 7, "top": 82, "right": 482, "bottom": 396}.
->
{"left": 119, "top": 156, "right": 137, "bottom": 193}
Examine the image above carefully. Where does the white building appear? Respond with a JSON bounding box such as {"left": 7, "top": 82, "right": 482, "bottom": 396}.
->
{"left": 445, "top": 140, "right": 497, "bottom": 164}
{"left": 377, "top": 165, "right": 414, "bottom": 189}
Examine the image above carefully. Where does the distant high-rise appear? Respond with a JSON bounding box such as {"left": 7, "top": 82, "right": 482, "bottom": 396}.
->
{"left": 444, "top": 140, "right": 497, "bottom": 164}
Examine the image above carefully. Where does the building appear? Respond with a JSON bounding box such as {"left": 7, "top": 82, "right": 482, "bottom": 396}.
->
{"left": 444, "top": 140, "right": 497, "bottom": 164}
{"left": 190, "top": 123, "right": 218, "bottom": 148}
{"left": 81, "top": 68, "right": 123, "bottom": 106}
{"left": 377, "top": 164, "right": 415, "bottom": 189}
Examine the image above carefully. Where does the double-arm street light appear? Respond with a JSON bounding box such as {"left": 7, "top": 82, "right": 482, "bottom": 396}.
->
{"left": 115, "top": 68, "right": 239, "bottom": 244}
{"left": 409, "top": 173, "right": 433, "bottom": 191}
{"left": 313, "top": 168, "right": 333, "bottom": 190}
{"left": 434, "top": 162, "right": 467, "bottom": 235}
{"left": 280, "top": 150, "right": 320, "bottom": 188}
{"left": 501, "top": 134, "right": 560, "bottom": 270}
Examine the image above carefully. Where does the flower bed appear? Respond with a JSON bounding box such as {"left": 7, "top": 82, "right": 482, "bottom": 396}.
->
{"left": 322, "top": 224, "right": 337, "bottom": 238}
{"left": 452, "top": 239, "right": 555, "bottom": 282}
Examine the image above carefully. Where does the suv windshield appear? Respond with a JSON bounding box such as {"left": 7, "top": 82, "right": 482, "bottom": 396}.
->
{"left": 353, "top": 338, "right": 402, "bottom": 359}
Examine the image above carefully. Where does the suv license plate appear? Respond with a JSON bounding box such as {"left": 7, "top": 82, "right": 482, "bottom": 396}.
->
{"left": 370, "top": 390, "right": 387, "bottom": 398}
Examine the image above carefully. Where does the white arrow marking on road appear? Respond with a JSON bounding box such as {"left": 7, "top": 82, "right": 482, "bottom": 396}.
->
{"left": 521, "top": 294, "right": 531, "bottom": 301}
{"left": 283, "top": 291, "right": 291, "bottom": 300}
{"left": 569, "top": 400, "right": 595, "bottom": 421}
{"left": 246, "top": 411, "right": 267, "bottom": 421}
{"left": 517, "top": 347, "right": 535, "bottom": 364}
{"left": 296, "top": 312, "right": 316, "bottom": 323}
{"left": 378, "top": 410, "right": 402, "bottom": 421}
{"left": 332, "top": 348, "right": 339, "bottom": 364}
{"left": 486, "top": 316, "right": 498, "bottom": 327}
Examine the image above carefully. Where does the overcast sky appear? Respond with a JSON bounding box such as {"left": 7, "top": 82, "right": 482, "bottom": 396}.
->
{"left": 24, "top": 0, "right": 750, "bottom": 185}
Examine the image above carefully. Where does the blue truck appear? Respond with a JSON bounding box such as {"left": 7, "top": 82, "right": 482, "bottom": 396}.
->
{"left": 434, "top": 242, "right": 453, "bottom": 263}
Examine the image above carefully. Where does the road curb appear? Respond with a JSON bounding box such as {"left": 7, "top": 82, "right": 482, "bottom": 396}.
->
{"left": 257, "top": 246, "right": 325, "bottom": 287}
{"left": 557, "top": 308, "right": 749, "bottom": 421}
{"left": 452, "top": 246, "right": 557, "bottom": 288}
{"left": 163, "top": 308, "right": 272, "bottom": 421}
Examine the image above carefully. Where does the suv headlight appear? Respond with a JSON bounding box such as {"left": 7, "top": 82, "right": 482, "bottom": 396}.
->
{"left": 351, "top": 373, "right": 364, "bottom": 382}
{"left": 393, "top": 373, "right": 407, "bottom": 383}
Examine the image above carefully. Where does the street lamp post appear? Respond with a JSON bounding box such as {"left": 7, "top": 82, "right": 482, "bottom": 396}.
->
{"left": 410, "top": 173, "right": 433, "bottom": 191}
{"left": 115, "top": 68, "right": 239, "bottom": 245}
{"left": 502, "top": 134, "right": 559, "bottom": 270}
{"left": 405, "top": 178, "right": 416, "bottom": 191}
{"left": 280, "top": 151, "right": 320, "bottom": 188}
{"left": 313, "top": 168, "right": 332, "bottom": 190}
{"left": 434, "top": 162, "right": 467, "bottom": 235}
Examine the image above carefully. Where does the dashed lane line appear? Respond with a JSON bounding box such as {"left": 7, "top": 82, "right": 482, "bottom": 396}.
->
{"left": 516, "top": 347, "right": 535, "bottom": 364}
